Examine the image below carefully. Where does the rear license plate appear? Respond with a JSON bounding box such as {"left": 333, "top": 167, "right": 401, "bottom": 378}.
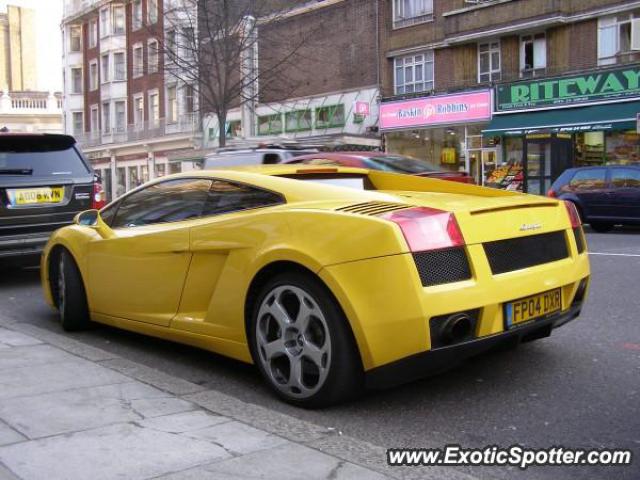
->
{"left": 8, "top": 187, "right": 64, "bottom": 206}
{"left": 504, "top": 288, "right": 562, "bottom": 328}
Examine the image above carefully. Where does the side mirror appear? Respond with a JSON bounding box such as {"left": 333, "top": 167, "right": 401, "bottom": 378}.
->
{"left": 74, "top": 210, "right": 99, "bottom": 226}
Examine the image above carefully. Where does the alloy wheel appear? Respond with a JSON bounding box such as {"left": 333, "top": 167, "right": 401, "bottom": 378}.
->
{"left": 255, "top": 285, "right": 331, "bottom": 399}
{"left": 58, "top": 255, "right": 66, "bottom": 319}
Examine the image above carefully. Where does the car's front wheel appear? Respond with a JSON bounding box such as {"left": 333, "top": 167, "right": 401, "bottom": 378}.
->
{"left": 248, "top": 272, "right": 363, "bottom": 408}
{"left": 55, "top": 249, "right": 91, "bottom": 331}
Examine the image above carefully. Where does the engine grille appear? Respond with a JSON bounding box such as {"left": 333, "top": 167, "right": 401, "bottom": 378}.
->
{"left": 413, "top": 247, "right": 472, "bottom": 287}
{"left": 573, "top": 227, "right": 585, "bottom": 254}
{"left": 335, "top": 201, "right": 409, "bottom": 216}
{"left": 483, "top": 231, "right": 569, "bottom": 275}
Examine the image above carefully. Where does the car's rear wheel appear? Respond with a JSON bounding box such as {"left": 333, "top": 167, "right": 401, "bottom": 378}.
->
{"left": 248, "top": 272, "right": 363, "bottom": 408}
{"left": 589, "top": 222, "right": 614, "bottom": 233}
{"left": 55, "top": 250, "right": 90, "bottom": 331}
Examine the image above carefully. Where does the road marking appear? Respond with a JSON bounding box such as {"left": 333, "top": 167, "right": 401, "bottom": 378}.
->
{"left": 588, "top": 252, "right": 640, "bottom": 257}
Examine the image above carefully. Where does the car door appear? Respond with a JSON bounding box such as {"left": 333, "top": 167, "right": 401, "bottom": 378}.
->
{"left": 568, "top": 168, "right": 611, "bottom": 219}
{"left": 87, "top": 177, "right": 212, "bottom": 326}
{"left": 609, "top": 167, "right": 640, "bottom": 220}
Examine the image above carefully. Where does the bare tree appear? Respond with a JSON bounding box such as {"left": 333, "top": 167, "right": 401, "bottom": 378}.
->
{"left": 158, "top": 0, "right": 324, "bottom": 147}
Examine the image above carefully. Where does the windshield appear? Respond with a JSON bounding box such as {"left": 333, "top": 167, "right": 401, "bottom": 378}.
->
{"left": 0, "top": 137, "right": 90, "bottom": 178}
{"left": 365, "top": 155, "right": 440, "bottom": 174}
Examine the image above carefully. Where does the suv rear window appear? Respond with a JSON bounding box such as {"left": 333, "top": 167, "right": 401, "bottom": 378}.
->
{"left": 0, "top": 136, "right": 90, "bottom": 179}
{"left": 569, "top": 168, "right": 607, "bottom": 190}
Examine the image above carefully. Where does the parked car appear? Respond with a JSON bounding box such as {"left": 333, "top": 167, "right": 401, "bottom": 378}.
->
{"left": 41, "top": 164, "right": 589, "bottom": 407}
{"left": 0, "top": 133, "right": 105, "bottom": 264}
{"left": 547, "top": 165, "right": 640, "bottom": 232}
{"left": 285, "top": 152, "right": 475, "bottom": 183}
{"left": 204, "top": 144, "right": 318, "bottom": 169}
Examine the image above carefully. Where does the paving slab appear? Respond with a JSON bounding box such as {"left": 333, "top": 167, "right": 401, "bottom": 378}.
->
{"left": 0, "top": 344, "right": 78, "bottom": 371}
{"left": 0, "top": 360, "right": 130, "bottom": 400}
{"left": 0, "top": 422, "right": 25, "bottom": 447}
{"left": 160, "top": 443, "right": 391, "bottom": 480}
{"left": 0, "top": 422, "right": 230, "bottom": 480}
{"left": 139, "top": 410, "right": 229, "bottom": 434}
{"left": 185, "top": 420, "right": 288, "bottom": 456}
{"left": 0, "top": 382, "right": 181, "bottom": 439}
{"left": 0, "top": 328, "right": 42, "bottom": 347}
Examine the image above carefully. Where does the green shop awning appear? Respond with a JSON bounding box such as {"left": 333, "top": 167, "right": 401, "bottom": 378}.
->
{"left": 483, "top": 101, "right": 640, "bottom": 136}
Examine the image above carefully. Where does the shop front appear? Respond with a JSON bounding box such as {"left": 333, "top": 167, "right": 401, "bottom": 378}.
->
{"left": 483, "top": 65, "right": 640, "bottom": 194}
{"left": 380, "top": 90, "right": 494, "bottom": 184}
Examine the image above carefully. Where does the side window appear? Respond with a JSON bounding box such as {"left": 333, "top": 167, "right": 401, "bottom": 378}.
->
{"left": 203, "top": 180, "right": 283, "bottom": 216}
{"left": 111, "top": 178, "right": 212, "bottom": 228}
{"left": 611, "top": 168, "right": 640, "bottom": 188}
{"left": 263, "top": 153, "right": 280, "bottom": 165}
{"left": 99, "top": 203, "right": 118, "bottom": 226}
{"left": 569, "top": 169, "right": 607, "bottom": 191}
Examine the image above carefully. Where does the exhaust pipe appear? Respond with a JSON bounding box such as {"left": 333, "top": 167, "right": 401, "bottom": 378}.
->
{"left": 441, "top": 313, "right": 473, "bottom": 344}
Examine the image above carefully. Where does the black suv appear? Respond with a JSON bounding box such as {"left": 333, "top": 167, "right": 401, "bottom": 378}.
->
{"left": 0, "top": 134, "right": 105, "bottom": 264}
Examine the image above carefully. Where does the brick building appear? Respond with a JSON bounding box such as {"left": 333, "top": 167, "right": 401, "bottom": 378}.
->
{"left": 202, "top": 0, "right": 381, "bottom": 150}
{"left": 61, "top": 0, "right": 200, "bottom": 201}
{"left": 379, "top": 0, "right": 640, "bottom": 193}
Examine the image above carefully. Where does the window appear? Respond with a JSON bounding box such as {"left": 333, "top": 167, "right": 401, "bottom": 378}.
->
{"left": 132, "top": 44, "right": 144, "bottom": 77}
{"left": 114, "top": 101, "right": 126, "bottom": 132}
{"left": 569, "top": 168, "right": 607, "bottom": 190}
{"left": 113, "top": 52, "right": 126, "bottom": 80}
{"left": 132, "top": 0, "right": 143, "bottom": 30}
{"left": 88, "top": 21, "right": 97, "bottom": 48}
{"left": 72, "top": 111, "right": 83, "bottom": 135}
{"left": 133, "top": 95, "right": 144, "bottom": 129}
{"left": 183, "top": 84, "right": 194, "bottom": 113}
{"left": 90, "top": 106, "right": 99, "bottom": 134}
{"left": 285, "top": 110, "right": 312, "bottom": 132}
{"left": 89, "top": 60, "right": 98, "bottom": 91}
{"left": 99, "top": 7, "right": 109, "bottom": 37}
{"left": 69, "top": 26, "right": 81, "bottom": 52}
{"left": 166, "top": 29, "right": 176, "bottom": 53}
{"left": 393, "top": 0, "right": 433, "bottom": 28}
{"left": 316, "top": 105, "right": 345, "bottom": 129}
{"left": 148, "top": 92, "right": 160, "bottom": 126}
{"left": 598, "top": 14, "right": 640, "bottom": 65}
{"left": 611, "top": 168, "right": 640, "bottom": 188}
{"left": 258, "top": 114, "right": 283, "bottom": 135}
{"left": 520, "top": 33, "right": 546, "bottom": 77}
{"left": 148, "top": 39, "right": 159, "bottom": 73}
{"left": 102, "top": 102, "right": 110, "bottom": 133}
{"left": 394, "top": 50, "right": 434, "bottom": 94}
{"left": 167, "top": 85, "right": 177, "bottom": 123}
{"left": 71, "top": 67, "right": 82, "bottom": 94}
{"left": 113, "top": 5, "right": 125, "bottom": 34}
{"left": 226, "top": 120, "right": 241, "bottom": 138}
{"left": 478, "top": 41, "right": 501, "bottom": 83}
{"left": 203, "top": 180, "right": 283, "bottom": 216}
{"left": 101, "top": 54, "right": 110, "bottom": 83}
{"left": 111, "top": 178, "right": 213, "bottom": 228}
{"left": 128, "top": 166, "right": 139, "bottom": 190}
{"left": 148, "top": 0, "right": 158, "bottom": 24}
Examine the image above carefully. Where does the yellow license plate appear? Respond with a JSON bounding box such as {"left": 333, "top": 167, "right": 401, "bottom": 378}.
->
{"left": 505, "top": 288, "right": 562, "bottom": 328}
{"left": 11, "top": 187, "right": 64, "bottom": 205}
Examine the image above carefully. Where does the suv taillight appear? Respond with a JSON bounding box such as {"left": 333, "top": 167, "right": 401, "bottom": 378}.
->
{"left": 92, "top": 181, "right": 106, "bottom": 209}
{"left": 380, "top": 207, "right": 465, "bottom": 252}
{"left": 547, "top": 188, "right": 556, "bottom": 197}
{"left": 564, "top": 201, "right": 581, "bottom": 228}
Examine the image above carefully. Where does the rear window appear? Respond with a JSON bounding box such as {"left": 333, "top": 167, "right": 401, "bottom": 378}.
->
{"left": 0, "top": 136, "right": 90, "bottom": 178}
{"left": 569, "top": 169, "right": 607, "bottom": 190}
{"left": 280, "top": 174, "right": 371, "bottom": 190}
{"left": 365, "top": 155, "right": 440, "bottom": 174}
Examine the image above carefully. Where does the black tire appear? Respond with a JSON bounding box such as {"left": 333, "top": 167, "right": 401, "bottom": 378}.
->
{"left": 55, "top": 249, "right": 91, "bottom": 331}
{"left": 589, "top": 222, "right": 614, "bottom": 233}
{"left": 248, "top": 271, "right": 363, "bottom": 408}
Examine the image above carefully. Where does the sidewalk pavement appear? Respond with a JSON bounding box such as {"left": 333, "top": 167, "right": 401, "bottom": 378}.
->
{"left": 0, "top": 320, "right": 477, "bottom": 480}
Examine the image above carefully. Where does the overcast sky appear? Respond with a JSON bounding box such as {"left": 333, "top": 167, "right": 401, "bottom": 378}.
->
{"left": 0, "top": 0, "right": 63, "bottom": 92}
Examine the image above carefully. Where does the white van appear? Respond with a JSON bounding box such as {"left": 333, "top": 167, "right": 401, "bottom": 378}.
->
{"left": 204, "top": 146, "right": 318, "bottom": 169}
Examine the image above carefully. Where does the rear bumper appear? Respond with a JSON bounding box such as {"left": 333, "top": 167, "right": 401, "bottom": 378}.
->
{"left": 365, "top": 303, "right": 582, "bottom": 389}
{"left": 0, "top": 233, "right": 52, "bottom": 258}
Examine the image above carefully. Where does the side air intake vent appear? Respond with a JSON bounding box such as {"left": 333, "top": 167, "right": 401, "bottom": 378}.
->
{"left": 335, "top": 201, "right": 409, "bottom": 216}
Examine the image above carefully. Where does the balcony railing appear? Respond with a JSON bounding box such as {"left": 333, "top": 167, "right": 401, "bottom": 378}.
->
{"left": 75, "top": 113, "right": 201, "bottom": 149}
{"left": 0, "top": 91, "right": 62, "bottom": 115}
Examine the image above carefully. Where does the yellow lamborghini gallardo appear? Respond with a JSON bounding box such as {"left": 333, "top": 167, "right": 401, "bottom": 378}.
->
{"left": 41, "top": 165, "right": 590, "bottom": 407}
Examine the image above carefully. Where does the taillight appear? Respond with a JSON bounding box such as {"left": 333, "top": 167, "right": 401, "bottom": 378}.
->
{"left": 380, "top": 207, "right": 465, "bottom": 252}
{"left": 92, "top": 181, "right": 106, "bottom": 209}
{"left": 547, "top": 188, "right": 556, "bottom": 197}
{"left": 564, "top": 201, "right": 581, "bottom": 228}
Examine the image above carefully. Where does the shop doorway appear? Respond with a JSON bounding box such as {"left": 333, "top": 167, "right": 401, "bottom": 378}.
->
{"left": 524, "top": 135, "right": 573, "bottom": 195}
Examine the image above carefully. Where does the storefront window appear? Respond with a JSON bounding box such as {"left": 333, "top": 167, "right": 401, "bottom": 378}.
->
{"left": 605, "top": 130, "right": 640, "bottom": 164}
{"left": 385, "top": 127, "right": 466, "bottom": 173}
{"left": 169, "top": 162, "right": 182, "bottom": 174}
{"left": 485, "top": 137, "right": 524, "bottom": 191}
{"left": 575, "top": 132, "right": 605, "bottom": 166}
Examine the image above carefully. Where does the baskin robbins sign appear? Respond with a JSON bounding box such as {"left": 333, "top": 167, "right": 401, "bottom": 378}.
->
{"left": 379, "top": 90, "right": 492, "bottom": 131}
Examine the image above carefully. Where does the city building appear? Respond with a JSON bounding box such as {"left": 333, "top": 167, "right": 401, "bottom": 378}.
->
{"left": 202, "top": 0, "right": 381, "bottom": 151}
{"left": 0, "top": 4, "right": 37, "bottom": 91}
{"left": 0, "top": 90, "right": 63, "bottom": 133}
{"left": 61, "top": 0, "right": 200, "bottom": 201}
{"left": 379, "top": 0, "right": 640, "bottom": 193}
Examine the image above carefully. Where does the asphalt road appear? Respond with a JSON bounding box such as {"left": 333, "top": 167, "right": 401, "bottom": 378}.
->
{"left": 1, "top": 226, "right": 638, "bottom": 480}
